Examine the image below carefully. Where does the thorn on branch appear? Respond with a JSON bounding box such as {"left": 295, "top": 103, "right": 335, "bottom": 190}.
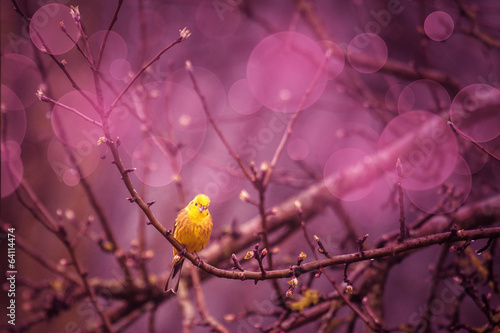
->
{"left": 297, "top": 251, "right": 307, "bottom": 266}
{"left": 124, "top": 168, "right": 136, "bottom": 174}
{"left": 147, "top": 200, "right": 156, "bottom": 207}
{"left": 165, "top": 229, "right": 172, "bottom": 235}
{"left": 126, "top": 197, "right": 137, "bottom": 203}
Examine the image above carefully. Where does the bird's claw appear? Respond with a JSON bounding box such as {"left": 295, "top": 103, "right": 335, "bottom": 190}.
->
{"left": 195, "top": 252, "right": 203, "bottom": 269}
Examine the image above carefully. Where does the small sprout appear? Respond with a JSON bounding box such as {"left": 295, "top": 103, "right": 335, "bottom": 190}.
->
{"left": 185, "top": 59, "right": 193, "bottom": 71}
{"left": 59, "top": 21, "right": 66, "bottom": 32}
{"left": 179, "top": 27, "right": 191, "bottom": 40}
{"left": 70, "top": 5, "right": 80, "bottom": 23}
{"left": 294, "top": 200, "right": 302, "bottom": 213}
{"left": 101, "top": 241, "right": 115, "bottom": 252}
{"left": 345, "top": 284, "right": 354, "bottom": 294}
{"left": 313, "top": 235, "right": 319, "bottom": 242}
{"left": 260, "top": 248, "right": 268, "bottom": 259}
{"left": 125, "top": 257, "right": 135, "bottom": 268}
{"left": 64, "top": 209, "right": 75, "bottom": 220}
{"left": 61, "top": 59, "right": 68, "bottom": 66}
{"left": 50, "top": 278, "right": 64, "bottom": 292}
{"left": 244, "top": 251, "right": 254, "bottom": 260}
{"left": 239, "top": 189, "right": 250, "bottom": 202}
{"left": 36, "top": 89, "right": 49, "bottom": 102}
{"left": 297, "top": 251, "right": 307, "bottom": 265}
{"left": 142, "top": 250, "right": 154, "bottom": 260}
{"left": 224, "top": 314, "right": 237, "bottom": 322}
{"left": 57, "top": 258, "right": 70, "bottom": 271}
{"left": 260, "top": 161, "right": 269, "bottom": 172}
{"left": 287, "top": 277, "right": 298, "bottom": 288}
{"left": 114, "top": 249, "right": 124, "bottom": 258}
{"left": 97, "top": 137, "right": 107, "bottom": 145}
{"left": 285, "top": 288, "right": 294, "bottom": 298}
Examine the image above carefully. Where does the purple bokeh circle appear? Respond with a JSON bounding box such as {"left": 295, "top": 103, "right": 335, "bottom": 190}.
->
{"left": 378, "top": 111, "right": 458, "bottom": 190}
{"left": 1, "top": 85, "right": 27, "bottom": 144}
{"left": 323, "top": 148, "right": 376, "bottom": 201}
{"left": 424, "top": 11, "right": 454, "bottom": 42}
{"left": 347, "top": 33, "right": 388, "bottom": 74}
{"left": 29, "top": 4, "right": 80, "bottom": 55}
{"left": 398, "top": 79, "right": 450, "bottom": 114}
{"left": 406, "top": 155, "right": 471, "bottom": 213}
{"left": 132, "top": 136, "right": 182, "bottom": 187}
{"left": 51, "top": 91, "right": 103, "bottom": 148}
{"left": 247, "top": 31, "right": 328, "bottom": 113}
{"left": 1, "top": 54, "right": 42, "bottom": 108}
{"left": 229, "top": 78, "right": 262, "bottom": 115}
{"left": 450, "top": 84, "right": 500, "bottom": 142}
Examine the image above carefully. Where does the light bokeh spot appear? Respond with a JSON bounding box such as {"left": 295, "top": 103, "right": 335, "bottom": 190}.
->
{"left": 424, "top": 11, "right": 454, "bottom": 42}
{"left": 30, "top": 4, "right": 80, "bottom": 55}
{"left": 247, "top": 31, "right": 328, "bottom": 113}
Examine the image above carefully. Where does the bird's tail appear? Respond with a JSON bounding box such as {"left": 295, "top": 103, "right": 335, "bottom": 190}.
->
{"left": 164, "top": 259, "right": 184, "bottom": 294}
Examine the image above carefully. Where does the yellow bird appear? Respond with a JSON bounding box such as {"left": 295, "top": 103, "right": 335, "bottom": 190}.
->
{"left": 164, "top": 194, "right": 213, "bottom": 294}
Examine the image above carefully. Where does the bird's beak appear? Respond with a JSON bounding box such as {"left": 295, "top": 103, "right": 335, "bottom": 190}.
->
{"left": 198, "top": 206, "right": 204, "bottom": 212}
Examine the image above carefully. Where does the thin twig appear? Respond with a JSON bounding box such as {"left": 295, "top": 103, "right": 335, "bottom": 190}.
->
{"left": 96, "top": 0, "right": 124, "bottom": 70}
{"left": 37, "top": 91, "right": 103, "bottom": 128}
{"left": 262, "top": 49, "right": 330, "bottom": 188}
{"left": 448, "top": 121, "right": 500, "bottom": 162}
{"left": 106, "top": 30, "right": 190, "bottom": 116}
{"left": 396, "top": 158, "right": 406, "bottom": 242}
{"left": 185, "top": 60, "right": 254, "bottom": 182}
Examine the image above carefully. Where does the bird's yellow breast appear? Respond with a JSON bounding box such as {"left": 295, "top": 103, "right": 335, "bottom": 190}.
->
{"left": 173, "top": 207, "right": 213, "bottom": 256}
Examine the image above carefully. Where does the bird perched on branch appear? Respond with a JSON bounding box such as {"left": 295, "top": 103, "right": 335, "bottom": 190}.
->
{"left": 165, "top": 194, "right": 213, "bottom": 294}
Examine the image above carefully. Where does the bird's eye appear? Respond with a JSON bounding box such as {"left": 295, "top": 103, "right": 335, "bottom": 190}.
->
{"left": 194, "top": 202, "right": 198, "bottom": 206}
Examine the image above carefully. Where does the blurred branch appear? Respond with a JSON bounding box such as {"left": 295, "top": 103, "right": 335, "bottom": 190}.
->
{"left": 96, "top": 0, "right": 124, "bottom": 70}
{"left": 191, "top": 269, "right": 230, "bottom": 333}
{"left": 293, "top": 0, "right": 461, "bottom": 92}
